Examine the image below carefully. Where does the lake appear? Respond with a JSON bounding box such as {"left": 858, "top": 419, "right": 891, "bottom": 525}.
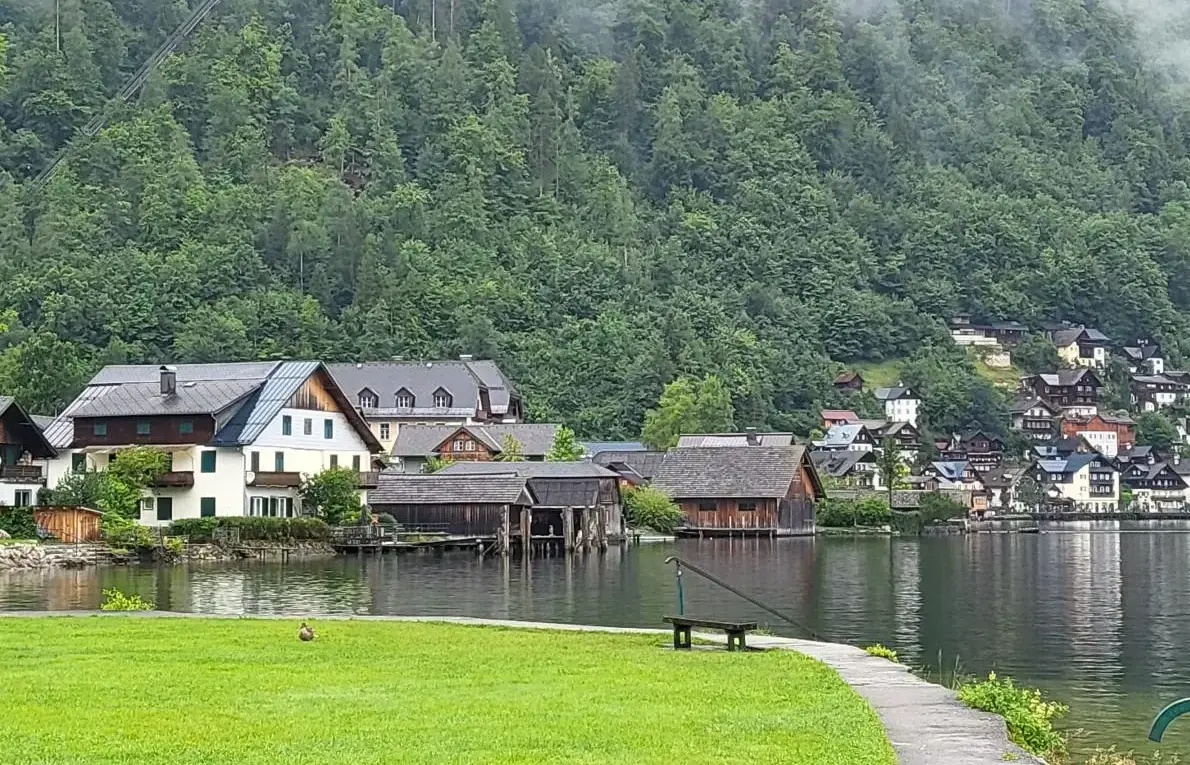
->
{"left": 2, "top": 532, "right": 1188, "bottom": 757}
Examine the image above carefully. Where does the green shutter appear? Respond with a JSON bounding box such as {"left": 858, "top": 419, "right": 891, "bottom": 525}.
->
{"left": 200, "top": 497, "right": 216, "bottom": 517}
{"left": 282, "top": 416, "right": 292, "bottom": 436}
{"left": 323, "top": 419, "right": 333, "bottom": 439}
{"left": 200, "top": 451, "right": 217, "bottom": 473}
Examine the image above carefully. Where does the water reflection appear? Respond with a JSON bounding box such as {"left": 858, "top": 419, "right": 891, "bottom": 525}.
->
{"left": 2, "top": 534, "right": 1190, "bottom": 756}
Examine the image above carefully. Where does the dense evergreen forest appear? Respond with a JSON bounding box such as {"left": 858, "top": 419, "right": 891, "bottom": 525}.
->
{"left": 1, "top": 0, "right": 1190, "bottom": 440}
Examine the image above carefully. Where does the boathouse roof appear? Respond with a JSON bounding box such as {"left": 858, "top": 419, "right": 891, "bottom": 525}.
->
{"left": 652, "top": 445, "right": 821, "bottom": 499}
{"left": 370, "top": 474, "right": 536, "bottom": 506}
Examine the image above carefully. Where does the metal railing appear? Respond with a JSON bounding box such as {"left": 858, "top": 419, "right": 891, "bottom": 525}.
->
{"left": 664, "top": 555, "right": 821, "bottom": 640}
{"left": 329, "top": 523, "right": 452, "bottom": 545}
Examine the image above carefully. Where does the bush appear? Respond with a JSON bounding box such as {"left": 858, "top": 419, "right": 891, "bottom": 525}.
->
{"left": 100, "top": 588, "right": 155, "bottom": 611}
{"left": 0, "top": 506, "right": 37, "bottom": 538}
{"left": 623, "top": 485, "right": 683, "bottom": 534}
{"left": 864, "top": 644, "right": 899, "bottom": 663}
{"left": 816, "top": 497, "right": 892, "bottom": 528}
{"left": 956, "top": 672, "right": 1067, "bottom": 759}
{"left": 102, "top": 514, "right": 155, "bottom": 549}
{"left": 169, "top": 516, "right": 330, "bottom": 542}
{"left": 918, "top": 492, "right": 967, "bottom": 524}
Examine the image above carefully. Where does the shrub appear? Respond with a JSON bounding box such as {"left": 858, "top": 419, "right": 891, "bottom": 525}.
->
{"left": 816, "top": 497, "right": 892, "bottom": 528}
{"left": 100, "top": 588, "right": 155, "bottom": 611}
{"left": 623, "top": 485, "right": 683, "bottom": 534}
{"left": 300, "top": 467, "right": 363, "bottom": 525}
{"left": 169, "top": 517, "right": 330, "bottom": 542}
{"left": 956, "top": 672, "right": 1067, "bottom": 759}
{"left": 918, "top": 492, "right": 967, "bottom": 524}
{"left": 102, "top": 514, "right": 156, "bottom": 549}
{"left": 0, "top": 505, "right": 37, "bottom": 538}
{"left": 864, "top": 644, "right": 899, "bottom": 662}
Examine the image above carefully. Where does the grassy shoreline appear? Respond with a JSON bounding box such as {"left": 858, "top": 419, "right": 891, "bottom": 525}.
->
{"left": 0, "top": 617, "right": 895, "bottom": 764}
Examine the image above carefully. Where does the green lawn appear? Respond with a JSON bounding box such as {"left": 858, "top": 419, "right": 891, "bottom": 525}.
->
{"left": 0, "top": 617, "right": 895, "bottom": 765}
{"left": 852, "top": 360, "right": 903, "bottom": 390}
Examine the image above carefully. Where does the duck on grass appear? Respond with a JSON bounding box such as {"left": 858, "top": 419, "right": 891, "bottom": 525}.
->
{"left": 0, "top": 617, "right": 896, "bottom": 764}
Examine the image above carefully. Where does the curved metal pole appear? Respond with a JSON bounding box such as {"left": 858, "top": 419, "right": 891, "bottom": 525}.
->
{"left": 1150, "top": 698, "right": 1190, "bottom": 742}
{"left": 664, "top": 555, "right": 821, "bottom": 640}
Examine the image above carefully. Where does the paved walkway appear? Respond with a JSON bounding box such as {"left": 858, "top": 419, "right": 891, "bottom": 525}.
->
{"left": 1, "top": 612, "right": 1043, "bottom": 764}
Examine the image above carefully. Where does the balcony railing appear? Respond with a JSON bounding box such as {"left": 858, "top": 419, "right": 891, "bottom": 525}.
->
{"left": 0, "top": 464, "right": 44, "bottom": 483}
{"left": 248, "top": 471, "right": 302, "bottom": 488}
{"left": 151, "top": 471, "right": 195, "bottom": 488}
{"left": 357, "top": 471, "right": 381, "bottom": 489}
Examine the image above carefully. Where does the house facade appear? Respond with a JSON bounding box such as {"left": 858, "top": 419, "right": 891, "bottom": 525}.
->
{"left": 1130, "top": 374, "right": 1190, "bottom": 412}
{"left": 1050, "top": 326, "right": 1110, "bottom": 369}
{"left": 812, "top": 450, "right": 881, "bottom": 490}
{"left": 390, "top": 423, "right": 559, "bottom": 474}
{"left": 821, "top": 409, "right": 859, "bottom": 428}
{"left": 815, "top": 424, "right": 875, "bottom": 452}
{"left": 1033, "top": 452, "right": 1119, "bottom": 514}
{"left": 1124, "top": 343, "right": 1164, "bottom": 375}
{"left": 0, "top": 397, "right": 57, "bottom": 508}
{"left": 833, "top": 371, "right": 864, "bottom": 391}
{"left": 873, "top": 386, "right": 920, "bottom": 427}
{"left": 44, "top": 363, "right": 381, "bottom": 526}
{"left": 327, "top": 357, "right": 523, "bottom": 454}
{"left": 1021, "top": 370, "right": 1103, "bottom": 416}
{"left": 1058, "top": 413, "right": 1136, "bottom": 459}
{"left": 1009, "top": 396, "right": 1057, "bottom": 441}
{"left": 1122, "top": 461, "right": 1188, "bottom": 513}
{"left": 940, "top": 431, "right": 1005, "bottom": 472}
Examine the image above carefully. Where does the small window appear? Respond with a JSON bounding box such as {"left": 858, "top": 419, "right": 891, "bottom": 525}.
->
{"left": 285, "top": 497, "right": 295, "bottom": 518}
{"left": 200, "top": 450, "right": 217, "bottom": 473}
{"left": 433, "top": 391, "right": 452, "bottom": 408}
{"left": 93, "top": 421, "right": 107, "bottom": 436}
{"left": 275, "top": 452, "right": 285, "bottom": 472}
{"left": 395, "top": 390, "right": 415, "bottom": 408}
{"left": 200, "top": 497, "right": 216, "bottom": 517}
{"left": 304, "top": 418, "right": 313, "bottom": 435}
{"left": 455, "top": 438, "right": 468, "bottom": 451}
{"left": 136, "top": 420, "right": 151, "bottom": 435}
{"left": 352, "top": 455, "right": 361, "bottom": 472}
{"left": 13, "top": 490, "right": 31, "bottom": 508}
{"left": 179, "top": 419, "right": 194, "bottom": 435}
{"left": 139, "top": 497, "right": 154, "bottom": 516}
{"left": 71, "top": 454, "right": 86, "bottom": 472}
{"left": 250, "top": 451, "right": 260, "bottom": 472}
{"left": 379, "top": 423, "right": 391, "bottom": 440}
{"left": 698, "top": 500, "right": 716, "bottom": 512}
{"left": 738, "top": 500, "right": 757, "bottom": 512}
{"left": 330, "top": 455, "right": 338, "bottom": 468}
{"left": 324, "top": 419, "right": 333, "bottom": 439}
{"left": 156, "top": 497, "right": 173, "bottom": 521}
{"left": 250, "top": 497, "right": 264, "bottom": 517}
{"left": 282, "top": 415, "right": 292, "bottom": 436}
{"left": 359, "top": 392, "right": 378, "bottom": 408}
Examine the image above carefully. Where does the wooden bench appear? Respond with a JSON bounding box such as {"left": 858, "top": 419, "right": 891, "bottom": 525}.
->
{"left": 663, "top": 616, "right": 758, "bottom": 652}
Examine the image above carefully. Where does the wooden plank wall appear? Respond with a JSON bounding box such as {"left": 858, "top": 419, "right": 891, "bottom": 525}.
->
{"left": 371, "top": 503, "right": 506, "bottom": 536}
{"left": 287, "top": 369, "right": 342, "bottom": 413}
{"left": 678, "top": 498, "right": 778, "bottom": 530}
{"left": 34, "top": 507, "right": 103, "bottom": 543}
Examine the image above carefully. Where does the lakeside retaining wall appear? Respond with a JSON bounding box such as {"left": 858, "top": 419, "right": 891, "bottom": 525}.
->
{"left": 0, "top": 541, "right": 335, "bottom": 570}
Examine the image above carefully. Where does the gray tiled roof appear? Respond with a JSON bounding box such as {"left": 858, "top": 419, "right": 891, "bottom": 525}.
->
{"left": 437, "top": 462, "right": 618, "bottom": 507}
{"left": 438, "top": 461, "right": 616, "bottom": 478}
{"left": 370, "top": 474, "right": 535, "bottom": 505}
{"left": 811, "top": 449, "right": 871, "bottom": 477}
{"left": 69, "top": 380, "right": 260, "bottom": 418}
{"left": 464, "top": 359, "right": 518, "bottom": 415}
{"left": 652, "top": 445, "right": 810, "bottom": 499}
{"left": 818, "top": 424, "right": 869, "bottom": 448}
{"left": 1033, "top": 369, "right": 1098, "bottom": 387}
{"left": 391, "top": 423, "right": 559, "bottom": 458}
{"left": 327, "top": 360, "right": 519, "bottom": 416}
{"left": 874, "top": 386, "right": 914, "bottom": 401}
{"left": 675, "top": 433, "right": 794, "bottom": 448}
{"left": 592, "top": 450, "right": 666, "bottom": 480}
{"left": 583, "top": 441, "right": 647, "bottom": 455}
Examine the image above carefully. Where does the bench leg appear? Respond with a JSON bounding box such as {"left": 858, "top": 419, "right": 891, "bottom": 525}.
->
{"left": 682, "top": 626, "right": 692, "bottom": 649}
{"left": 673, "top": 625, "right": 682, "bottom": 650}
{"left": 726, "top": 631, "right": 746, "bottom": 651}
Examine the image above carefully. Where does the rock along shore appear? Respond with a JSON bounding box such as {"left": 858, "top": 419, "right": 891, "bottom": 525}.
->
{"left": 0, "top": 541, "right": 335, "bottom": 570}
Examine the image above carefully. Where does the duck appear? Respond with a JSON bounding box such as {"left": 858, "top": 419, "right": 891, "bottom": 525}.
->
{"left": 298, "top": 621, "right": 316, "bottom": 642}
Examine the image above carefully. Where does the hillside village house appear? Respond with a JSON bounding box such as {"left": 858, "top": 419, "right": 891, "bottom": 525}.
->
{"left": 858, "top": 419, "right": 922, "bottom": 459}
{"left": 390, "top": 423, "right": 559, "bottom": 473}
{"left": 327, "top": 357, "right": 522, "bottom": 453}
{"left": 812, "top": 450, "right": 882, "bottom": 490}
{"left": 0, "top": 397, "right": 56, "bottom": 508}
{"left": 1130, "top": 374, "right": 1190, "bottom": 411}
{"left": 1121, "top": 459, "right": 1188, "bottom": 513}
{"left": 873, "top": 385, "right": 920, "bottom": 426}
{"left": 1048, "top": 326, "right": 1110, "bottom": 369}
{"left": 814, "top": 424, "right": 875, "bottom": 452}
{"left": 1021, "top": 370, "right": 1103, "bottom": 416}
{"left": 1009, "top": 395, "right": 1058, "bottom": 441}
{"left": 939, "top": 431, "right": 1005, "bottom": 471}
{"left": 821, "top": 409, "right": 859, "bottom": 428}
{"left": 1032, "top": 452, "right": 1119, "bottom": 514}
{"left": 1058, "top": 412, "right": 1136, "bottom": 458}
{"left": 1123, "top": 342, "right": 1164, "bottom": 375}
{"left": 833, "top": 371, "right": 865, "bottom": 391}
{"left": 44, "top": 363, "right": 382, "bottom": 525}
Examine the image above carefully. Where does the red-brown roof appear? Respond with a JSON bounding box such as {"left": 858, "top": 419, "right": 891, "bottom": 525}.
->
{"left": 834, "top": 371, "right": 863, "bottom": 384}
{"left": 821, "top": 409, "right": 859, "bottom": 423}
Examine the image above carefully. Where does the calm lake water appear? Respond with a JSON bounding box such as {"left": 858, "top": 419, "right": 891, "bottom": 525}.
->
{"left": 2, "top": 532, "right": 1189, "bottom": 757}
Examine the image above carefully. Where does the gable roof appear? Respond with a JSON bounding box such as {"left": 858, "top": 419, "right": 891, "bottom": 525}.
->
{"left": 931, "top": 461, "right": 969, "bottom": 481}
{"left": 652, "top": 445, "right": 822, "bottom": 499}
{"left": 1051, "top": 327, "right": 1109, "bottom": 347}
{"left": 874, "top": 386, "right": 915, "bottom": 402}
{"left": 1030, "top": 369, "right": 1101, "bottom": 388}
{"left": 592, "top": 450, "right": 666, "bottom": 481}
{"left": 818, "top": 424, "right": 870, "bottom": 448}
{"left": 0, "top": 396, "right": 57, "bottom": 458}
{"left": 44, "top": 362, "right": 381, "bottom": 451}
{"left": 326, "top": 359, "right": 519, "bottom": 417}
{"left": 392, "top": 423, "right": 559, "bottom": 458}
{"left": 821, "top": 409, "right": 859, "bottom": 423}
{"left": 811, "top": 449, "right": 873, "bottom": 477}
{"left": 437, "top": 461, "right": 617, "bottom": 479}
{"left": 1010, "top": 395, "right": 1056, "bottom": 414}
{"left": 462, "top": 359, "right": 519, "bottom": 415}
{"left": 675, "top": 432, "right": 794, "bottom": 448}
{"left": 437, "top": 461, "right": 619, "bottom": 507}
{"left": 834, "top": 371, "right": 863, "bottom": 384}
{"left": 370, "top": 474, "right": 536, "bottom": 505}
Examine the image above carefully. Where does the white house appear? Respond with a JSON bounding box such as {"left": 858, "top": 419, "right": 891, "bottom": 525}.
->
{"left": 874, "top": 385, "right": 920, "bottom": 427}
{"left": 1034, "top": 452, "right": 1119, "bottom": 514}
{"left": 0, "top": 397, "right": 57, "bottom": 508}
{"left": 813, "top": 424, "right": 875, "bottom": 453}
{"left": 44, "top": 362, "right": 383, "bottom": 527}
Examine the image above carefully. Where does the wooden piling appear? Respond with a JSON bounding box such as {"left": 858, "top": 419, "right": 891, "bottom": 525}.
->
{"left": 563, "top": 506, "right": 575, "bottom": 552}
{"left": 520, "top": 508, "right": 532, "bottom": 558}
{"left": 500, "top": 506, "right": 511, "bottom": 557}
{"left": 596, "top": 506, "right": 608, "bottom": 551}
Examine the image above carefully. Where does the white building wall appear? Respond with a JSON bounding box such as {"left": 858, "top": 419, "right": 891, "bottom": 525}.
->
{"left": 1079, "top": 431, "right": 1118, "bottom": 459}
{"left": 0, "top": 482, "right": 40, "bottom": 507}
{"left": 885, "top": 399, "right": 919, "bottom": 427}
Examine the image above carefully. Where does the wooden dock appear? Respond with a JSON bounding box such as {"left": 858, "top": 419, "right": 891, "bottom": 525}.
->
{"left": 329, "top": 523, "right": 592, "bottom": 557}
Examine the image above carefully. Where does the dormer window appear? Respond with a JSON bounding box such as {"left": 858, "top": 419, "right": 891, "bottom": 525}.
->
{"left": 395, "top": 388, "right": 415, "bottom": 408}
{"left": 433, "top": 388, "right": 452, "bottom": 408}
{"left": 358, "top": 389, "right": 378, "bottom": 409}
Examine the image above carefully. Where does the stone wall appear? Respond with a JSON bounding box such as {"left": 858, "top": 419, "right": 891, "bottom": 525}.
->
{"left": 0, "top": 540, "right": 336, "bottom": 570}
{"left": 0, "top": 544, "right": 135, "bottom": 570}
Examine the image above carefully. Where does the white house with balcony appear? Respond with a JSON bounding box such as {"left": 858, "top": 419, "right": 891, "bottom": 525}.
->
{"left": 44, "top": 362, "right": 382, "bottom": 526}
{"left": 873, "top": 385, "right": 920, "bottom": 427}
{"left": 0, "top": 396, "right": 56, "bottom": 508}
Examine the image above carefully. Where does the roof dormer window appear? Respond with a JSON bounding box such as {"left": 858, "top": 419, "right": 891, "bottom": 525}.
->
{"left": 395, "top": 388, "right": 415, "bottom": 408}
{"left": 358, "top": 388, "right": 378, "bottom": 409}
{"left": 433, "top": 388, "right": 452, "bottom": 408}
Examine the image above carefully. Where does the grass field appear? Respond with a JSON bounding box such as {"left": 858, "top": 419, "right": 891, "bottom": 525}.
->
{"left": 0, "top": 617, "right": 896, "bottom": 765}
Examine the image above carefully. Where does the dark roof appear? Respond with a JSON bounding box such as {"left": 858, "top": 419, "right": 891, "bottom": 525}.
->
{"left": 391, "top": 423, "right": 559, "bottom": 458}
{"left": 834, "top": 371, "right": 863, "bottom": 384}
{"left": 874, "top": 386, "right": 914, "bottom": 401}
{"left": 977, "top": 466, "right": 1024, "bottom": 489}
{"left": 811, "top": 450, "right": 872, "bottom": 477}
{"left": 370, "top": 474, "right": 535, "bottom": 505}
{"left": 1030, "top": 369, "right": 1100, "bottom": 387}
{"left": 436, "top": 461, "right": 618, "bottom": 507}
{"left": 327, "top": 359, "right": 519, "bottom": 416}
{"left": 821, "top": 409, "right": 859, "bottom": 422}
{"left": 675, "top": 432, "right": 794, "bottom": 448}
{"left": 70, "top": 379, "right": 260, "bottom": 418}
{"left": 583, "top": 441, "right": 647, "bottom": 455}
{"left": 30, "top": 414, "right": 55, "bottom": 431}
{"left": 652, "top": 445, "right": 821, "bottom": 499}
{"left": 1051, "top": 327, "right": 1109, "bottom": 347}
{"left": 0, "top": 396, "right": 57, "bottom": 458}
{"left": 1010, "top": 395, "right": 1055, "bottom": 414}
{"left": 592, "top": 450, "right": 666, "bottom": 480}
{"left": 437, "top": 461, "right": 617, "bottom": 479}
{"left": 980, "top": 320, "right": 1029, "bottom": 331}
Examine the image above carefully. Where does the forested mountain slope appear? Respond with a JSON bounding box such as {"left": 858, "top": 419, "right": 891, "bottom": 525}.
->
{"left": 0, "top": 0, "right": 1189, "bottom": 438}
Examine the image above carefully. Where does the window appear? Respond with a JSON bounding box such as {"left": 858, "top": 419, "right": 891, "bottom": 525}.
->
{"left": 275, "top": 452, "right": 285, "bottom": 472}
{"left": 395, "top": 390, "right": 415, "bottom": 408}
{"left": 250, "top": 451, "right": 260, "bottom": 472}
{"left": 698, "top": 500, "right": 716, "bottom": 512}
{"left": 200, "top": 451, "right": 217, "bottom": 473}
{"left": 179, "top": 419, "right": 194, "bottom": 435}
{"left": 324, "top": 419, "right": 333, "bottom": 439}
{"left": 379, "top": 423, "right": 391, "bottom": 440}
{"left": 71, "top": 454, "right": 86, "bottom": 472}
{"left": 454, "top": 438, "right": 467, "bottom": 451}
{"left": 13, "top": 490, "right": 31, "bottom": 508}
{"left": 359, "top": 392, "right": 378, "bottom": 408}
{"left": 200, "top": 497, "right": 216, "bottom": 518}
{"left": 156, "top": 497, "right": 173, "bottom": 522}
{"left": 330, "top": 455, "right": 338, "bottom": 468}
{"left": 282, "top": 415, "right": 292, "bottom": 436}
{"left": 136, "top": 420, "right": 151, "bottom": 435}
{"left": 352, "top": 455, "right": 361, "bottom": 472}
{"left": 737, "top": 500, "right": 757, "bottom": 512}
{"left": 140, "top": 497, "right": 154, "bottom": 516}
{"left": 304, "top": 418, "right": 313, "bottom": 435}
{"left": 433, "top": 390, "right": 452, "bottom": 408}
{"left": 93, "top": 421, "right": 107, "bottom": 436}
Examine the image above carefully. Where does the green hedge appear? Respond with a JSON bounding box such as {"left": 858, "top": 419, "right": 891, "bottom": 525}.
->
{"left": 169, "top": 517, "right": 330, "bottom": 542}
{"left": 816, "top": 497, "right": 892, "bottom": 528}
{"left": 0, "top": 506, "right": 37, "bottom": 538}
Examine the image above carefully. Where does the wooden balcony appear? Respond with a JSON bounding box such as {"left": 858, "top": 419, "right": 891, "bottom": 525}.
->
{"left": 0, "top": 464, "right": 45, "bottom": 484}
{"left": 151, "top": 471, "right": 195, "bottom": 488}
{"left": 249, "top": 471, "right": 303, "bottom": 488}
{"left": 357, "top": 471, "right": 381, "bottom": 489}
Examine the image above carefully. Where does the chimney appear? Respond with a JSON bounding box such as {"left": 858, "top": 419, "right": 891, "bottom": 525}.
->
{"left": 160, "top": 365, "right": 177, "bottom": 396}
{"left": 459, "top": 354, "right": 474, "bottom": 361}
{"left": 745, "top": 427, "right": 760, "bottom": 446}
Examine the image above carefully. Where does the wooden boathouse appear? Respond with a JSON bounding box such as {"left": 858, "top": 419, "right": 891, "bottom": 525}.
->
{"left": 651, "top": 444, "right": 823, "bottom": 537}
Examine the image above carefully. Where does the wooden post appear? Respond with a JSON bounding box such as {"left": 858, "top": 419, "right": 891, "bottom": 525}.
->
{"left": 584, "top": 508, "right": 597, "bottom": 552}
{"left": 520, "top": 507, "right": 531, "bottom": 558}
{"left": 597, "top": 506, "right": 608, "bottom": 551}
{"left": 500, "top": 506, "right": 510, "bottom": 557}
{"left": 563, "top": 506, "right": 575, "bottom": 552}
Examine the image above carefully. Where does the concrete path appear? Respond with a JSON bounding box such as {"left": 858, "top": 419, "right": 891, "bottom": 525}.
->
{"left": 0, "top": 612, "right": 1043, "bottom": 764}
